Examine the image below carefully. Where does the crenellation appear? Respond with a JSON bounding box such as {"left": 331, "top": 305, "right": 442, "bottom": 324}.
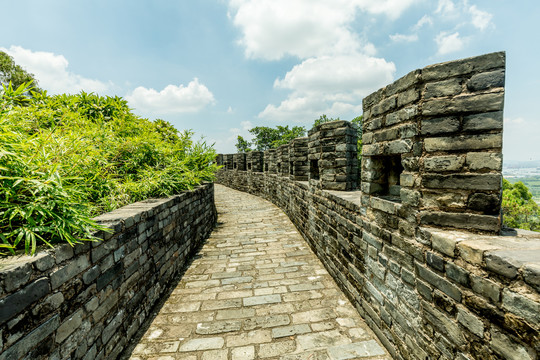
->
{"left": 216, "top": 52, "right": 540, "bottom": 360}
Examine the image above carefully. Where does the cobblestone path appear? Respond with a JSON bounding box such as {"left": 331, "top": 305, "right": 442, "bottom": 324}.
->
{"left": 130, "top": 184, "right": 391, "bottom": 360}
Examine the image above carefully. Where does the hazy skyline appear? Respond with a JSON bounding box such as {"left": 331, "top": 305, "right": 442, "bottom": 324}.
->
{"left": 1, "top": 0, "right": 538, "bottom": 161}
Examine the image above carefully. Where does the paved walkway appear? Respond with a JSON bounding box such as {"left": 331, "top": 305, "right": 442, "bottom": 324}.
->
{"left": 129, "top": 184, "right": 391, "bottom": 360}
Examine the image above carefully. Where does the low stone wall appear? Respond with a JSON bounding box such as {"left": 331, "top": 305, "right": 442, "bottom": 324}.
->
{"left": 0, "top": 184, "right": 216, "bottom": 360}
{"left": 216, "top": 172, "right": 540, "bottom": 360}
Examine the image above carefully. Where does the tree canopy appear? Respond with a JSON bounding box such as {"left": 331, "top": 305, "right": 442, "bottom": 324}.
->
{"left": 502, "top": 179, "right": 540, "bottom": 231}
{"left": 235, "top": 125, "right": 306, "bottom": 152}
{"left": 0, "top": 51, "right": 41, "bottom": 92}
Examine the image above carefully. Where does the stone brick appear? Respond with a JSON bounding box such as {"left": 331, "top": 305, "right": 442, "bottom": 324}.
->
{"left": 50, "top": 255, "right": 90, "bottom": 289}
{"left": 424, "top": 78, "right": 462, "bottom": 99}
{"left": 272, "top": 324, "right": 311, "bottom": 338}
{"left": 179, "top": 337, "right": 224, "bottom": 351}
{"left": 456, "top": 305, "right": 484, "bottom": 337}
{"left": 3, "top": 262, "right": 32, "bottom": 292}
{"left": 420, "top": 212, "right": 500, "bottom": 232}
{"left": 422, "top": 92, "right": 504, "bottom": 116}
{"left": 0, "top": 277, "right": 50, "bottom": 323}
{"left": 463, "top": 111, "right": 503, "bottom": 131}
{"left": 424, "top": 134, "right": 502, "bottom": 152}
{"left": 56, "top": 309, "right": 84, "bottom": 343}
{"left": 422, "top": 174, "right": 500, "bottom": 191}
{"left": 467, "top": 69, "right": 505, "bottom": 91}
{"left": 424, "top": 155, "right": 465, "bottom": 172}
{"left": 243, "top": 294, "right": 281, "bottom": 306}
{"left": 470, "top": 274, "right": 500, "bottom": 303}
{"left": 490, "top": 329, "right": 533, "bottom": 360}
{"left": 421, "top": 52, "right": 505, "bottom": 81}
{"left": 0, "top": 315, "right": 59, "bottom": 360}
{"left": 386, "top": 105, "right": 418, "bottom": 126}
{"left": 415, "top": 262, "right": 461, "bottom": 301}
{"left": 502, "top": 289, "right": 540, "bottom": 323}
{"left": 466, "top": 152, "right": 502, "bottom": 171}
{"left": 421, "top": 116, "right": 459, "bottom": 135}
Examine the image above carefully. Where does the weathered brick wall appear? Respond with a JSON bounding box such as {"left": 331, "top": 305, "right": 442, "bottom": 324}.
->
{"left": 0, "top": 184, "right": 216, "bottom": 360}
{"left": 362, "top": 52, "right": 505, "bottom": 233}
{"left": 216, "top": 53, "right": 540, "bottom": 359}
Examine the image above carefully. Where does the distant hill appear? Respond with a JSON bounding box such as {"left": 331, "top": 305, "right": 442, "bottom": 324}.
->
{"left": 504, "top": 160, "right": 540, "bottom": 169}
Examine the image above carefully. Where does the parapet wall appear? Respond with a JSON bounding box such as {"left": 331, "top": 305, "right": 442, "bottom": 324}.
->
{"left": 0, "top": 184, "right": 216, "bottom": 360}
{"left": 216, "top": 53, "right": 540, "bottom": 360}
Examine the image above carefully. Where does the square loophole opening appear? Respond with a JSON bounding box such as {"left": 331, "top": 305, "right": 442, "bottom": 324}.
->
{"left": 248, "top": 163, "right": 252, "bottom": 171}
{"left": 368, "top": 155, "right": 403, "bottom": 202}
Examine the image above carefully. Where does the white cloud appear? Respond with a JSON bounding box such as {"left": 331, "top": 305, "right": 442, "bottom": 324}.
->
{"left": 227, "top": 106, "right": 234, "bottom": 113}
{"left": 469, "top": 5, "right": 493, "bottom": 31}
{"left": 436, "top": 0, "right": 457, "bottom": 17}
{"left": 259, "top": 54, "right": 395, "bottom": 122}
{"left": 228, "top": 0, "right": 419, "bottom": 60}
{"left": 413, "top": 15, "right": 433, "bottom": 30}
{"left": 435, "top": 31, "right": 465, "bottom": 55}
{"left": 504, "top": 117, "right": 526, "bottom": 125}
{"left": 126, "top": 78, "right": 215, "bottom": 115}
{"left": 389, "top": 33, "right": 419, "bottom": 43}
{"left": 0, "top": 45, "right": 110, "bottom": 94}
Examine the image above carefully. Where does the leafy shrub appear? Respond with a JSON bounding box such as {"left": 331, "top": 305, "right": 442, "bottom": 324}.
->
{"left": 502, "top": 178, "right": 540, "bottom": 231}
{"left": 1, "top": 83, "right": 218, "bottom": 255}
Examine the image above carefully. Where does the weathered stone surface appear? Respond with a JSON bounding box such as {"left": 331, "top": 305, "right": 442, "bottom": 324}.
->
{"left": 424, "top": 78, "right": 462, "bottom": 99}
{"left": 466, "top": 151, "right": 502, "bottom": 171}
{"left": 468, "top": 193, "right": 501, "bottom": 214}
{"left": 421, "top": 116, "right": 459, "bottom": 135}
{"left": 463, "top": 111, "right": 503, "bottom": 131}
{"left": 424, "top": 155, "right": 465, "bottom": 172}
{"left": 467, "top": 69, "right": 505, "bottom": 91}
{"left": 0, "top": 277, "right": 50, "bottom": 323}
{"left": 491, "top": 329, "right": 534, "bottom": 360}
{"left": 423, "top": 92, "right": 504, "bottom": 116}
{"left": 415, "top": 262, "right": 461, "bottom": 301}
{"left": 420, "top": 211, "right": 500, "bottom": 232}
{"left": 0, "top": 315, "right": 59, "bottom": 360}
{"left": 424, "top": 134, "right": 502, "bottom": 152}
{"left": 421, "top": 51, "right": 505, "bottom": 81}
{"left": 422, "top": 173, "right": 500, "bottom": 190}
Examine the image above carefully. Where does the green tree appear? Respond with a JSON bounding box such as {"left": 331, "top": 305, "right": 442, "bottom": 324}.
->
{"left": 235, "top": 135, "right": 252, "bottom": 152}
{"left": 502, "top": 179, "right": 540, "bottom": 231}
{"left": 0, "top": 51, "right": 41, "bottom": 92}
{"left": 235, "top": 125, "right": 306, "bottom": 151}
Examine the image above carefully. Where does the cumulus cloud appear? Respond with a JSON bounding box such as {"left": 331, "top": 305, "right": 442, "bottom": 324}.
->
{"left": 389, "top": 33, "right": 419, "bottom": 43}
{"left": 228, "top": 0, "right": 419, "bottom": 60}
{"left": 259, "top": 54, "right": 395, "bottom": 122}
{"left": 126, "top": 78, "right": 215, "bottom": 115}
{"left": 435, "top": 31, "right": 465, "bottom": 55}
{"left": 0, "top": 45, "right": 110, "bottom": 94}
{"left": 435, "top": 0, "right": 457, "bottom": 17}
{"left": 413, "top": 15, "right": 433, "bottom": 30}
{"left": 469, "top": 5, "right": 493, "bottom": 30}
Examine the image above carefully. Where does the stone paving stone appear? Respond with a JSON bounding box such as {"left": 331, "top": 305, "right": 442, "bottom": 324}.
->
{"left": 327, "top": 340, "right": 387, "bottom": 359}
{"left": 242, "top": 294, "right": 282, "bottom": 306}
{"left": 231, "top": 345, "right": 255, "bottom": 360}
{"left": 127, "top": 185, "right": 390, "bottom": 360}
{"left": 272, "top": 323, "right": 312, "bottom": 338}
{"left": 178, "top": 337, "right": 224, "bottom": 352}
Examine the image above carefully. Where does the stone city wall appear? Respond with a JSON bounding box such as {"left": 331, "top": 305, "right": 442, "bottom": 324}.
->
{"left": 216, "top": 53, "right": 540, "bottom": 360}
{"left": 0, "top": 184, "right": 216, "bottom": 360}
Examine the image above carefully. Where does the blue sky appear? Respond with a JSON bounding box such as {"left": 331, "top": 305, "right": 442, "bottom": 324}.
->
{"left": 1, "top": 0, "right": 538, "bottom": 162}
